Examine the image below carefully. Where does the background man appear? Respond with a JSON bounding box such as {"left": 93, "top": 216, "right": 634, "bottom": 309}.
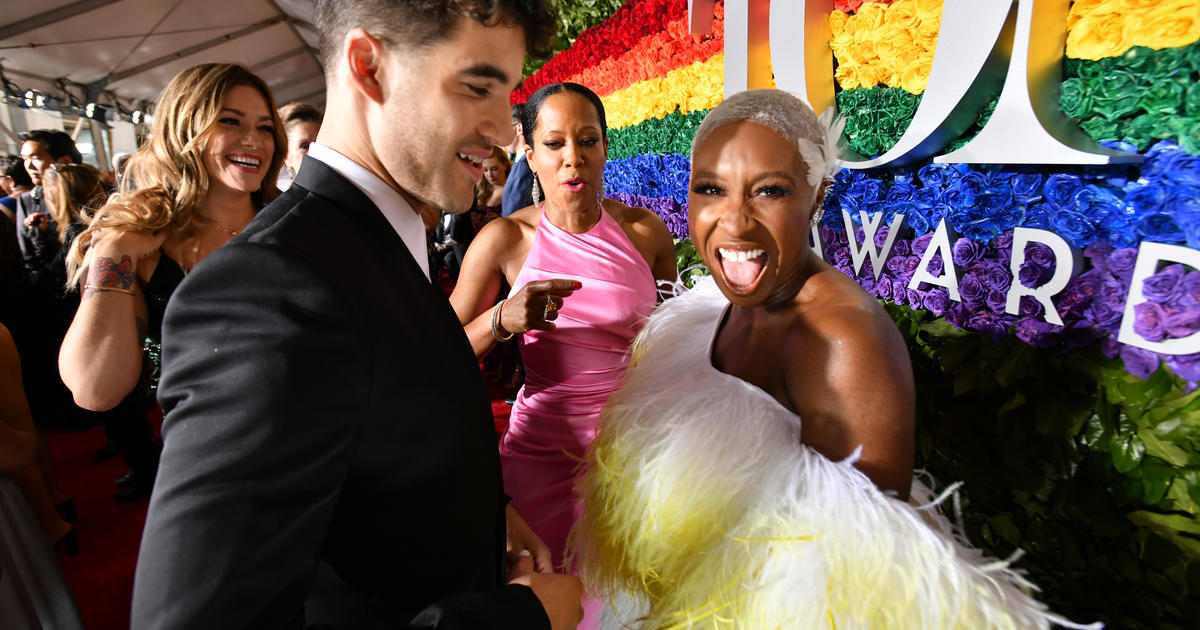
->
{"left": 15, "top": 130, "right": 80, "bottom": 273}
{"left": 501, "top": 103, "right": 534, "bottom": 217}
{"left": 276, "top": 102, "right": 324, "bottom": 190}
{"left": 133, "top": 1, "right": 583, "bottom": 629}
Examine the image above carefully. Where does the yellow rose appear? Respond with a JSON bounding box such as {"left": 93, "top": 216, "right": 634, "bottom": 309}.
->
{"left": 835, "top": 61, "right": 869, "bottom": 90}
{"left": 1126, "top": 2, "right": 1200, "bottom": 50}
{"left": 1066, "top": 11, "right": 1129, "bottom": 59}
{"left": 873, "top": 24, "right": 918, "bottom": 63}
{"left": 912, "top": 0, "right": 943, "bottom": 23}
{"left": 1066, "top": 0, "right": 1116, "bottom": 31}
{"left": 855, "top": 2, "right": 889, "bottom": 32}
{"left": 900, "top": 52, "right": 934, "bottom": 94}
{"left": 915, "top": 21, "right": 940, "bottom": 52}
{"left": 847, "top": 38, "right": 879, "bottom": 67}
{"left": 886, "top": 0, "right": 922, "bottom": 31}
{"left": 829, "top": 10, "right": 849, "bottom": 37}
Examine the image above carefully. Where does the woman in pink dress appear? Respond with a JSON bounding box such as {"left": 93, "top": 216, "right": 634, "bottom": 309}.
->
{"left": 451, "top": 83, "right": 677, "bottom": 578}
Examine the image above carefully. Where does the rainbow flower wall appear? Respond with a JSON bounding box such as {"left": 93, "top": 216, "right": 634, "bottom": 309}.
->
{"left": 525, "top": 0, "right": 1200, "bottom": 625}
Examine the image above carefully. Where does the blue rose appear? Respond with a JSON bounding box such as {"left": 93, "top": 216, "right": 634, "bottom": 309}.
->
{"left": 918, "top": 163, "right": 951, "bottom": 189}
{"left": 952, "top": 237, "right": 986, "bottom": 266}
{"left": 899, "top": 203, "right": 930, "bottom": 235}
{"left": 977, "top": 187, "right": 1015, "bottom": 217}
{"left": 1133, "top": 301, "right": 1168, "bottom": 341}
{"left": 1044, "top": 173, "right": 1083, "bottom": 210}
{"left": 1125, "top": 183, "right": 1171, "bottom": 215}
{"left": 1143, "top": 263, "right": 1185, "bottom": 304}
{"left": 847, "top": 178, "right": 887, "bottom": 206}
{"left": 886, "top": 182, "right": 916, "bottom": 203}
{"left": 1011, "top": 172, "right": 1045, "bottom": 204}
{"left": 944, "top": 171, "right": 990, "bottom": 209}
{"left": 1021, "top": 203, "right": 1053, "bottom": 229}
{"left": 1137, "top": 212, "right": 1185, "bottom": 244}
{"left": 960, "top": 218, "right": 1001, "bottom": 242}
{"left": 1050, "top": 210, "right": 1096, "bottom": 247}
{"left": 992, "top": 204, "right": 1026, "bottom": 231}
{"left": 1147, "top": 140, "right": 1200, "bottom": 187}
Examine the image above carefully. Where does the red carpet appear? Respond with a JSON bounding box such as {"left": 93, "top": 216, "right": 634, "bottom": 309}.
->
{"left": 46, "top": 375, "right": 515, "bottom": 630}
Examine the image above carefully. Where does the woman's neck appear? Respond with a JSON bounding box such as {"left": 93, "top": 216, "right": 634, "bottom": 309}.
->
{"left": 543, "top": 196, "right": 602, "bottom": 234}
{"left": 195, "top": 185, "right": 256, "bottom": 230}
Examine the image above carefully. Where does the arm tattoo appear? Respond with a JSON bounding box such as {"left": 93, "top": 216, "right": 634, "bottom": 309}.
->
{"left": 86, "top": 255, "right": 137, "bottom": 292}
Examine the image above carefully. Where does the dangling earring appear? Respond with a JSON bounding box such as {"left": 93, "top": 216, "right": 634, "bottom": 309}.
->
{"left": 531, "top": 173, "right": 543, "bottom": 206}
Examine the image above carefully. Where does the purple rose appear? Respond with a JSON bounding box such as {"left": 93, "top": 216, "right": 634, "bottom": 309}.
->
{"left": 876, "top": 275, "right": 894, "bottom": 300}
{"left": 1025, "top": 242, "right": 1056, "bottom": 269}
{"left": 1164, "top": 310, "right": 1200, "bottom": 338}
{"left": 1119, "top": 345, "right": 1161, "bottom": 380}
{"left": 891, "top": 238, "right": 912, "bottom": 257}
{"left": 1019, "top": 260, "right": 1053, "bottom": 287}
{"left": 1058, "top": 271, "right": 1101, "bottom": 315}
{"left": 923, "top": 288, "right": 950, "bottom": 316}
{"left": 952, "top": 237, "right": 986, "bottom": 266}
{"left": 1018, "top": 296, "right": 1047, "bottom": 320}
{"left": 925, "top": 253, "right": 945, "bottom": 278}
{"left": 904, "top": 256, "right": 923, "bottom": 277}
{"left": 1084, "top": 241, "right": 1115, "bottom": 273}
{"left": 959, "top": 273, "right": 986, "bottom": 304}
{"left": 1101, "top": 335, "right": 1121, "bottom": 358}
{"left": 1133, "top": 302, "right": 1167, "bottom": 341}
{"left": 907, "top": 288, "right": 924, "bottom": 307}
{"left": 1166, "top": 353, "right": 1200, "bottom": 384}
{"left": 986, "top": 289, "right": 1009, "bottom": 313}
{"left": 1015, "top": 319, "right": 1060, "bottom": 348}
{"left": 873, "top": 225, "right": 891, "bottom": 248}
{"left": 1183, "top": 271, "right": 1200, "bottom": 309}
{"left": 885, "top": 255, "right": 908, "bottom": 277}
{"left": 858, "top": 274, "right": 876, "bottom": 295}
{"left": 912, "top": 233, "right": 934, "bottom": 258}
{"left": 945, "top": 302, "right": 972, "bottom": 328}
{"left": 1107, "top": 248, "right": 1139, "bottom": 281}
{"left": 1086, "top": 280, "right": 1129, "bottom": 329}
{"left": 976, "top": 262, "right": 1013, "bottom": 292}
{"left": 832, "top": 247, "right": 851, "bottom": 269}
{"left": 1142, "top": 264, "right": 1185, "bottom": 304}
{"left": 968, "top": 312, "right": 1009, "bottom": 343}
{"left": 992, "top": 231, "right": 1014, "bottom": 266}
{"left": 891, "top": 286, "right": 907, "bottom": 306}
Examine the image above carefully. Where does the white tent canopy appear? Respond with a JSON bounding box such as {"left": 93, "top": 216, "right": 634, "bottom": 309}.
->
{"left": 0, "top": 0, "right": 325, "bottom": 165}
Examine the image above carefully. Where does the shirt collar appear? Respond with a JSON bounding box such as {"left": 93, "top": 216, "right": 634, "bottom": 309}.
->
{"left": 305, "top": 142, "right": 429, "bottom": 282}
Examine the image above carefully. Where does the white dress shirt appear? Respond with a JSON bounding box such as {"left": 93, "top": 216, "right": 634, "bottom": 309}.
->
{"left": 304, "top": 143, "right": 429, "bottom": 281}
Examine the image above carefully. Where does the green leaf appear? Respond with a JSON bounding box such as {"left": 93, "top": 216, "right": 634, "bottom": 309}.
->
{"left": 1127, "top": 511, "right": 1200, "bottom": 560}
{"left": 1140, "top": 463, "right": 1174, "bottom": 505}
{"left": 918, "top": 319, "right": 968, "bottom": 339}
{"left": 1138, "top": 427, "right": 1191, "bottom": 467}
{"left": 1111, "top": 423, "right": 1147, "bottom": 473}
{"left": 1144, "top": 368, "right": 1174, "bottom": 400}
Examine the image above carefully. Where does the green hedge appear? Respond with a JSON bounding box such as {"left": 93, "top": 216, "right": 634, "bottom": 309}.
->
{"left": 523, "top": 0, "right": 627, "bottom": 77}
{"left": 673, "top": 243, "right": 1199, "bottom": 627}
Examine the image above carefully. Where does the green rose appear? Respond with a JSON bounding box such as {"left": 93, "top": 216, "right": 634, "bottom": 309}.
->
{"left": 1168, "top": 117, "right": 1200, "bottom": 155}
{"left": 1187, "top": 41, "right": 1200, "bottom": 74}
{"left": 1059, "top": 77, "right": 1092, "bottom": 119}
{"left": 1185, "top": 82, "right": 1200, "bottom": 117}
{"left": 1081, "top": 116, "right": 1122, "bottom": 143}
{"left": 1116, "top": 46, "right": 1154, "bottom": 74}
{"left": 1137, "top": 79, "right": 1186, "bottom": 117}
{"left": 1091, "top": 70, "right": 1144, "bottom": 120}
{"left": 1122, "top": 113, "right": 1168, "bottom": 151}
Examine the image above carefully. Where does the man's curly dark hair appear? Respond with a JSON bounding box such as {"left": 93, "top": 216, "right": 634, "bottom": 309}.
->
{"left": 313, "top": 0, "right": 557, "bottom": 77}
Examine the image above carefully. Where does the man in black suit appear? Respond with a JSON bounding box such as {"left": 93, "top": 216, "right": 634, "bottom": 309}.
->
{"left": 132, "top": 2, "right": 583, "bottom": 628}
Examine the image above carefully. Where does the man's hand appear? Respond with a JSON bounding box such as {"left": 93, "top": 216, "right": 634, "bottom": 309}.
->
{"left": 505, "top": 503, "right": 553, "bottom": 573}
{"left": 507, "top": 554, "right": 583, "bottom": 630}
{"left": 23, "top": 211, "right": 50, "bottom": 232}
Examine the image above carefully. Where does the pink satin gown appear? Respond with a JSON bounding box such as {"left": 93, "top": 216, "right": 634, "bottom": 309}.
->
{"left": 503, "top": 205, "right": 657, "bottom": 573}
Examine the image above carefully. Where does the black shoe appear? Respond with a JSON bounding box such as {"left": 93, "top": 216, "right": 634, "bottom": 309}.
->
{"left": 93, "top": 439, "right": 120, "bottom": 463}
{"left": 115, "top": 479, "right": 153, "bottom": 502}
{"left": 114, "top": 470, "right": 136, "bottom": 489}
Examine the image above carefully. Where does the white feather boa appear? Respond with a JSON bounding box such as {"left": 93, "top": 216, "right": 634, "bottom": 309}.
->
{"left": 570, "top": 277, "right": 1100, "bottom": 630}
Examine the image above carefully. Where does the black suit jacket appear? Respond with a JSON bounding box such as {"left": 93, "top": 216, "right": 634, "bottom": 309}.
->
{"left": 133, "top": 157, "right": 548, "bottom": 629}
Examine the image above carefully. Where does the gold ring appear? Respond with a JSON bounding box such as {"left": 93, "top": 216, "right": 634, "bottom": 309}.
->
{"left": 543, "top": 300, "right": 558, "bottom": 320}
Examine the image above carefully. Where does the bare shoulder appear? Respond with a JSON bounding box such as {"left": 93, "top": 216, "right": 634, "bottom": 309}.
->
{"left": 607, "top": 200, "right": 668, "bottom": 234}
{"left": 474, "top": 210, "right": 534, "bottom": 247}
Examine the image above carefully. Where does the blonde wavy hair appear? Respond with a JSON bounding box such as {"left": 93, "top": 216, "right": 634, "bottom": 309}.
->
{"left": 67, "top": 63, "right": 286, "bottom": 283}
{"left": 474, "top": 146, "right": 512, "bottom": 208}
{"left": 43, "top": 163, "right": 107, "bottom": 243}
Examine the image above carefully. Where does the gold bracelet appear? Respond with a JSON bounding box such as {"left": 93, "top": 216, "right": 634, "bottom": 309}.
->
{"left": 491, "top": 298, "right": 514, "bottom": 342}
{"left": 84, "top": 284, "right": 135, "bottom": 295}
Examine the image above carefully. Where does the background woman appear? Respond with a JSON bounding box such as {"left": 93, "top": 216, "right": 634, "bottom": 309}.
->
{"left": 58, "top": 64, "right": 284, "bottom": 497}
{"left": 471, "top": 145, "right": 511, "bottom": 233}
{"left": 573, "top": 90, "right": 1090, "bottom": 629}
{"left": 450, "top": 82, "right": 676, "bottom": 582}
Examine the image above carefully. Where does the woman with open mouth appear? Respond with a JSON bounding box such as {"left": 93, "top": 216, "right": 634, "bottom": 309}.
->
{"left": 450, "top": 82, "right": 677, "bottom": 627}
{"left": 571, "top": 90, "right": 1097, "bottom": 629}
{"left": 57, "top": 64, "right": 285, "bottom": 500}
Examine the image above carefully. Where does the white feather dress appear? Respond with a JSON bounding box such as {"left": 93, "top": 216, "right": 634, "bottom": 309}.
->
{"left": 570, "top": 277, "right": 1100, "bottom": 630}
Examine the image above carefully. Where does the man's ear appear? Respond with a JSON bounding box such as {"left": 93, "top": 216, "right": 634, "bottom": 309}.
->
{"left": 343, "top": 28, "right": 386, "bottom": 104}
{"left": 55, "top": 155, "right": 73, "bottom": 166}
